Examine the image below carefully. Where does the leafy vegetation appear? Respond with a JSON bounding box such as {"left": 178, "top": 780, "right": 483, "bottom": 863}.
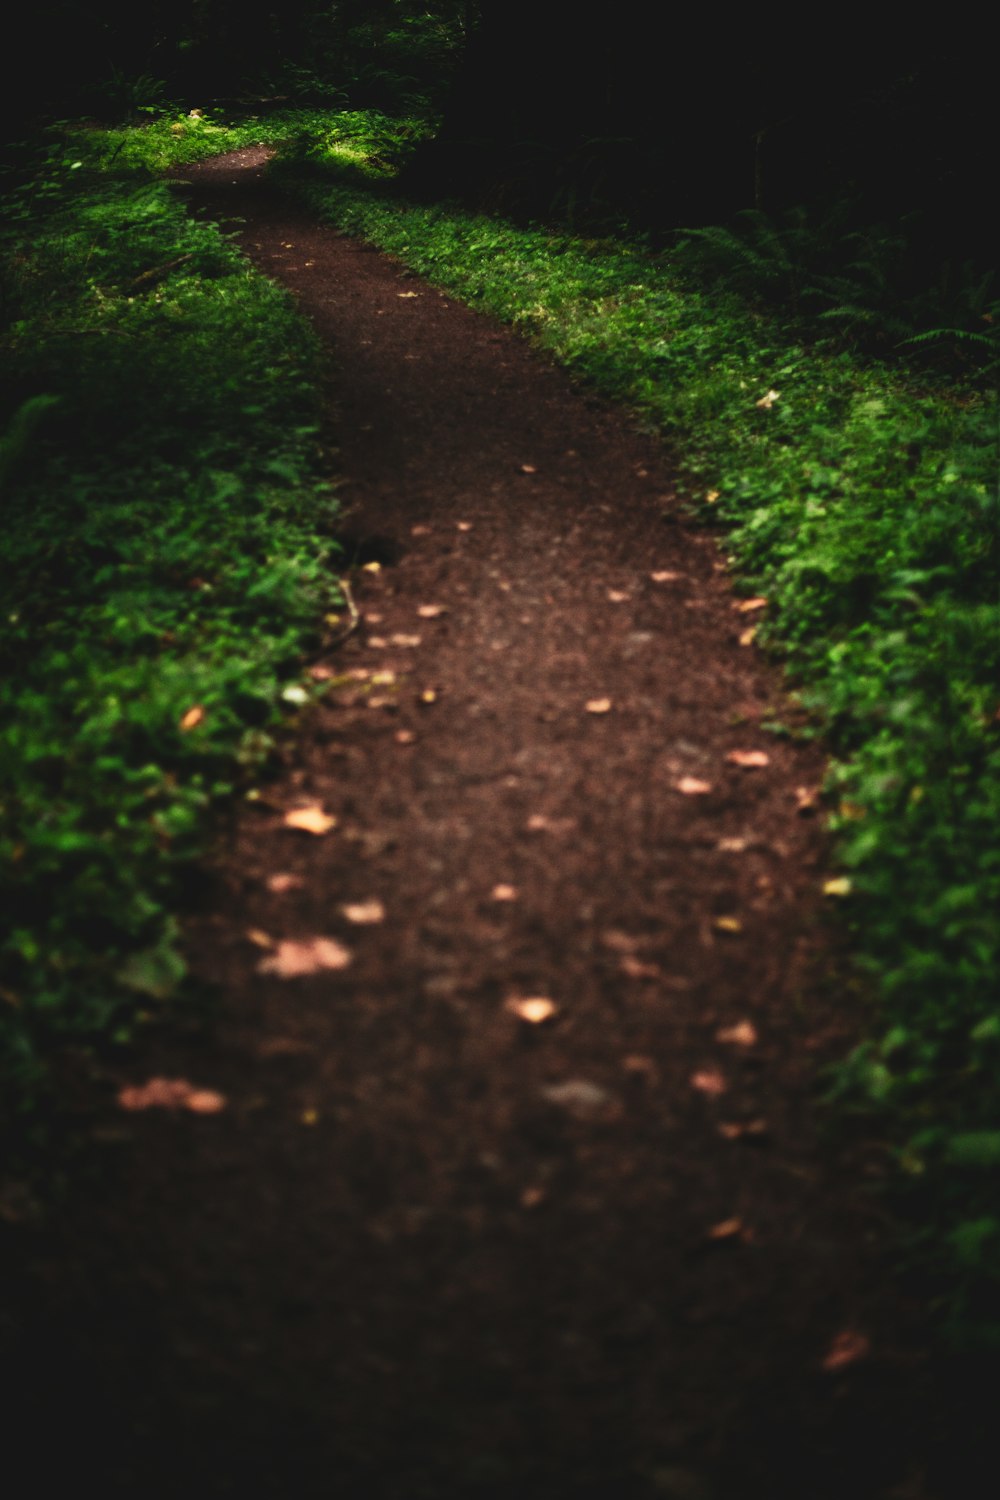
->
{"left": 0, "top": 130, "right": 342, "bottom": 1130}
{"left": 262, "top": 125, "right": 1000, "bottom": 1337}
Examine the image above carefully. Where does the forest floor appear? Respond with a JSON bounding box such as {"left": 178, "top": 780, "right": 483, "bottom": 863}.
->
{"left": 4, "top": 150, "right": 980, "bottom": 1498}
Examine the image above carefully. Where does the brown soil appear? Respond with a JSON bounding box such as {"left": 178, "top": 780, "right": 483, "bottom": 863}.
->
{"left": 2, "top": 151, "right": 972, "bottom": 1498}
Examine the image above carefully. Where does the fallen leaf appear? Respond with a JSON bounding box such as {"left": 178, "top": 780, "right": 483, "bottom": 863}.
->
{"left": 718, "top": 1118, "right": 769, "bottom": 1141}
{"left": 365, "top": 611, "right": 384, "bottom": 624}
{"left": 324, "top": 612, "right": 341, "bottom": 627}
{"left": 736, "top": 597, "right": 768, "bottom": 613}
{"left": 795, "top": 785, "right": 819, "bottom": 814}
{"left": 507, "top": 996, "right": 557, "bottom": 1024}
{"left": 390, "top": 633, "right": 422, "bottom": 648}
{"left": 739, "top": 626, "right": 758, "bottom": 647}
{"left": 362, "top": 560, "right": 382, "bottom": 573}
{"left": 607, "top": 589, "right": 630, "bottom": 603}
{"left": 650, "top": 570, "right": 683, "bottom": 583}
{"left": 541, "top": 1078, "right": 615, "bottom": 1116}
{"left": 179, "top": 705, "right": 205, "bottom": 732}
{"left": 367, "top": 636, "right": 388, "bottom": 649}
{"left": 395, "top": 729, "right": 416, "bottom": 745}
{"left": 755, "top": 389, "right": 780, "bottom": 408}
{"left": 456, "top": 521, "right": 472, "bottom": 531}
{"left": 823, "top": 876, "right": 853, "bottom": 898}
{"left": 397, "top": 290, "right": 419, "bottom": 298}
{"left": 370, "top": 670, "right": 397, "bottom": 686}
{"left": 716, "top": 1020, "right": 758, "bottom": 1046}
{"left": 620, "top": 955, "right": 661, "bottom": 980}
{"left": 257, "top": 937, "right": 352, "bottom": 977}
{"left": 118, "top": 1078, "right": 226, "bottom": 1114}
{"left": 691, "top": 1069, "right": 727, "bottom": 1096}
{"left": 520, "top": 463, "right": 537, "bottom": 474}
{"left": 284, "top": 805, "right": 336, "bottom": 835}
{"left": 185, "top": 1089, "right": 226, "bottom": 1115}
{"left": 675, "top": 776, "right": 713, "bottom": 796}
{"left": 706, "top": 489, "right": 720, "bottom": 503}
{"left": 419, "top": 688, "right": 438, "bottom": 704}
{"left": 822, "top": 1329, "right": 870, "bottom": 1372}
{"left": 726, "top": 749, "right": 770, "bottom": 768}
{"left": 717, "top": 837, "right": 749, "bottom": 853}
{"left": 417, "top": 604, "right": 447, "bottom": 618}
{"left": 410, "top": 524, "right": 431, "bottom": 536}
{"left": 706, "top": 1216, "right": 745, "bottom": 1241}
{"left": 586, "top": 698, "right": 612, "bottom": 714}
{"left": 340, "top": 899, "right": 385, "bottom": 925}
{"left": 309, "top": 664, "right": 335, "bottom": 681}
{"left": 245, "top": 928, "right": 274, "bottom": 949}
{"left": 491, "top": 883, "right": 518, "bottom": 901}
{"left": 713, "top": 915, "right": 743, "bottom": 934}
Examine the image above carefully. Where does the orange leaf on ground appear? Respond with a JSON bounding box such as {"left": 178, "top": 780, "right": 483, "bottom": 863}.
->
{"left": 118, "top": 1078, "right": 226, "bottom": 1114}
{"left": 586, "top": 698, "right": 612, "bottom": 714}
{"left": 726, "top": 749, "right": 770, "bottom": 768}
{"left": 179, "top": 705, "right": 205, "bottom": 732}
{"left": 675, "top": 776, "right": 712, "bottom": 796}
{"left": 266, "top": 872, "right": 304, "bottom": 893}
{"left": 284, "top": 805, "right": 336, "bottom": 835}
{"left": 419, "top": 688, "right": 438, "bottom": 704}
{"left": 691, "top": 1069, "right": 727, "bottom": 1096}
{"left": 257, "top": 937, "right": 352, "bottom": 978}
{"left": 456, "top": 521, "right": 472, "bottom": 531}
{"left": 716, "top": 1020, "right": 758, "bottom": 1047}
{"left": 706, "top": 1216, "right": 745, "bottom": 1241}
{"left": 506, "top": 996, "right": 557, "bottom": 1024}
{"left": 395, "top": 729, "right": 416, "bottom": 745}
{"left": 491, "top": 883, "right": 518, "bottom": 901}
{"left": 340, "top": 899, "right": 385, "bottom": 925}
{"left": 822, "top": 1330, "right": 871, "bottom": 1371}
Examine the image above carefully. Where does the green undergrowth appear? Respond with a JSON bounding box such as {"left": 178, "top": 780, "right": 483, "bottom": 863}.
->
{"left": 266, "top": 131, "right": 1000, "bottom": 1335}
{"left": 0, "top": 131, "right": 343, "bottom": 1133}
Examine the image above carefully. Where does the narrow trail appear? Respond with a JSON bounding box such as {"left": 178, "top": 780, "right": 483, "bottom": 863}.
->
{"left": 9, "top": 152, "right": 947, "bottom": 1498}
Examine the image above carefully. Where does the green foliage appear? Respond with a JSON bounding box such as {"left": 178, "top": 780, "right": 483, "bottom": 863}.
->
{"left": 267, "top": 123, "right": 1000, "bottom": 1334}
{"left": 0, "top": 130, "right": 341, "bottom": 1126}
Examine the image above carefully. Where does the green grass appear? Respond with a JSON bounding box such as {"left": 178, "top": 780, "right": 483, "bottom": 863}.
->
{"left": 0, "top": 128, "right": 344, "bottom": 1131}
{"left": 263, "top": 124, "right": 1000, "bottom": 1337}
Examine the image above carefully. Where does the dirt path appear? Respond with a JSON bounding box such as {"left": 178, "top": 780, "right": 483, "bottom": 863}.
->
{"left": 6, "top": 151, "right": 952, "bottom": 1498}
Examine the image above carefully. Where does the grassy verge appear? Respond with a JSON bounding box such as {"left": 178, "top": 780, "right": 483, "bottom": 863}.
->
{"left": 0, "top": 127, "right": 344, "bottom": 1136}
{"left": 264, "top": 122, "right": 1000, "bottom": 1336}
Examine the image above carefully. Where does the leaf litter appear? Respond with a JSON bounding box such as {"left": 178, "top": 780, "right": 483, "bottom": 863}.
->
{"left": 257, "top": 937, "right": 352, "bottom": 977}
{"left": 118, "top": 1078, "right": 226, "bottom": 1114}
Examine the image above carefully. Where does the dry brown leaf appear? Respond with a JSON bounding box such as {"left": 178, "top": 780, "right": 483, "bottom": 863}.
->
{"left": 607, "top": 589, "right": 630, "bottom": 603}
{"left": 739, "top": 626, "right": 758, "bottom": 647}
{"left": 822, "top": 1329, "right": 871, "bottom": 1372}
{"left": 391, "top": 633, "right": 422, "bottom": 648}
{"left": 362, "top": 560, "right": 382, "bottom": 574}
{"left": 257, "top": 937, "right": 352, "bottom": 978}
{"left": 395, "top": 729, "right": 416, "bottom": 745}
{"left": 675, "top": 776, "right": 713, "bottom": 796}
{"left": 491, "top": 883, "right": 518, "bottom": 901}
{"left": 340, "top": 899, "right": 385, "bottom": 925}
{"left": 284, "top": 805, "right": 336, "bottom": 835}
{"left": 713, "top": 915, "right": 743, "bottom": 934}
{"left": 410, "top": 524, "right": 430, "bottom": 536}
{"left": 456, "top": 521, "right": 472, "bottom": 531}
{"left": 620, "top": 955, "right": 661, "bottom": 980}
{"left": 397, "top": 290, "right": 419, "bottom": 298}
{"left": 716, "top": 1020, "right": 758, "bottom": 1047}
{"left": 367, "top": 636, "right": 388, "bottom": 649}
{"left": 718, "top": 1118, "right": 769, "bottom": 1142}
{"left": 586, "top": 698, "right": 612, "bottom": 714}
{"left": 691, "top": 1069, "right": 727, "bottom": 1097}
{"left": 650, "top": 570, "right": 683, "bottom": 583}
{"left": 417, "top": 604, "right": 447, "bottom": 619}
{"left": 795, "top": 785, "right": 819, "bottom": 815}
{"left": 726, "top": 749, "right": 771, "bottom": 768}
{"left": 245, "top": 927, "right": 274, "bottom": 949}
{"left": 117, "top": 1078, "right": 226, "bottom": 1114}
{"left": 706, "top": 1216, "right": 745, "bottom": 1241}
{"left": 717, "top": 837, "right": 749, "bottom": 853}
{"left": 266, "top": 872, "right": 303, "bottom": 894}
{"left": 179, "top": 705, "right": 205, "bottom": 732}
{"left": 736, "top": 597, "right": 768, "bottom": 613}
{"left": 520, "top": 463, "right": 537, "bottom": 474}
{"left": 507, "top": 996, "right": 557, "bottom": 1024}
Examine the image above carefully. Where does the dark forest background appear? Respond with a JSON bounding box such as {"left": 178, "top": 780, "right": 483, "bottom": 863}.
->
{"left": 7, "top": 3, "right": 995, "bottom": 280}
